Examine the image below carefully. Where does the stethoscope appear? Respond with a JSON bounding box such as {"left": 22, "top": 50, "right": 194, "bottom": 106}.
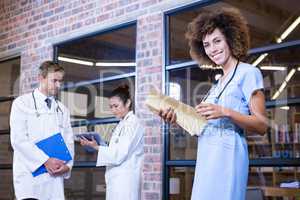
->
{"left": 113, "top": 112, "right": 132, "bottom": 144}
{"left": 202, "top": 61, "right": 239, "bottom": 104}
{"left": 31, "top": 90, "right": 64, "bottom": 128}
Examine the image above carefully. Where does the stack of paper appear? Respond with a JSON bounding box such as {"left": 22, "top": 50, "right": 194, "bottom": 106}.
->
{"left": 145, "top": 90, "right": 207, "bottom": 136}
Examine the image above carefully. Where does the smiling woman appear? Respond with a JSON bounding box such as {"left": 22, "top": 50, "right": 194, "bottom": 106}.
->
{"left": 160, "top": 7, "right": 268, "bottom": 200}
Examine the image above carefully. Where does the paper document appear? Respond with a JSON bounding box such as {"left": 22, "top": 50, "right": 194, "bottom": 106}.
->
{"left": 145, "top": 90, "right": 207, "bottom": 136}
{"left": 33, "top": 133, "right": 72, "bottom": 177}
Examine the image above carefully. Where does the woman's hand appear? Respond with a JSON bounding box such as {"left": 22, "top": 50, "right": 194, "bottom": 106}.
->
{"left": 158, "top": 107, "right": 177, "bottom": 124}
{"left": 79, "top": 136, "right": 99, "bottom": 150}
{"left": 195, "top": 103, "right": 228, "bottom": 120}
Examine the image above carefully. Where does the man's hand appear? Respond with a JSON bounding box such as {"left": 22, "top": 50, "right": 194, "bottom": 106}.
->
{"left": 53, "top": 165, "right": 70, "bottom": 176}
{"left": 44, "top": 158, "right": 65, "bottom": 175}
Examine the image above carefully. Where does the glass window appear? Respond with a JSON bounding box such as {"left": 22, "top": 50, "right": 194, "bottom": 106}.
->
{"left": 248, "top": 105, "right": 300, "bottom": 160}
{"left": 169, "top": 167, "right": 195, "bottom": 200}
{"left": 169, "top": 82, "right": 181, "bottom": 100}
{"left": 246, "top": 45, "right": 300, "bottom": 101}
{"left": 57, "top": 25, "right": 136, "bottom": 83}
{"left": 0, "top": 100, "right": 13, "bottom": 131}
{"left": 0, "top": 135, "right": 13, "bottom": 165}
{"left": 0, "top": 57, "right": 20, "bottom": 131}
{"left": 248, "top": 167, "right": 300, "bottom": 190}
{"left": 244, "top": 45, "right": 300, "bottom": 160}
{"left": 64, "top": 167, "right": 106, "bottom": 200}
{"left": 0, "top": 169, "right": 14, "bottom": 199}
{"left": 60, "top": 77, "right": 135, "bottom": 121}
{"left": 166, "top": 1, "right": 300, "bottom": 199}
{"left": 55, "top": 23, "right": 136, "bottom": 199}
{"left": 0, "top": 57, "right": 20, "bottom": 199}
{"left": 168, "top": 0, "right": 300, "bottom": 65}
{"left": 0, "top": 57, "right": 20, "bottom": 97}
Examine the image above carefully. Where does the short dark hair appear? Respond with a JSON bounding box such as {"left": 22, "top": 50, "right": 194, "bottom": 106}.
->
{"left": 185, "top": 7, "right": 250, "bottom": 67}
{"left": 109, "top": 84, "right": 132, "bottom": 109}
{"left": 39, "top": 61, "right": 64, "bottom": 78}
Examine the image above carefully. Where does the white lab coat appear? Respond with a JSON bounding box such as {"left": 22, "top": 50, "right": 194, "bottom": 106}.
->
{"left": 10, "top": 89, "right": 74, "bottom": 200}
{"left": 97, "top": 111, "right": 144, "bottom": 200}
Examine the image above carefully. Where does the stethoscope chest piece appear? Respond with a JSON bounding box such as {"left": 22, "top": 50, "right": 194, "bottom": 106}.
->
{"left": 35, "top": 111, "right": 40, "bottom": 118}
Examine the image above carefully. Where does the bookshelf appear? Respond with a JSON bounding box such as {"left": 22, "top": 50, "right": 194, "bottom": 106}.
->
{"left": 247, "top": 103, "right": 300, "bottom": 199}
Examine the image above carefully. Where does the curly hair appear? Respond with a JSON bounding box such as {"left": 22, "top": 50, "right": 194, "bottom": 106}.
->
{"left": 185, "top": 7, "right": 250, "bottom": 67}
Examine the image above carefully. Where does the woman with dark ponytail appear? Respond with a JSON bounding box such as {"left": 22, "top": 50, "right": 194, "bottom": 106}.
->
{"left": 80, "top": 85, "right": 144, "bottom": 200}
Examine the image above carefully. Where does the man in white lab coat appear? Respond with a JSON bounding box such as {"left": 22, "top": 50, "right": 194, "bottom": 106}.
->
{"left": 10, "top": 61, "right": 74, "bottom": 200}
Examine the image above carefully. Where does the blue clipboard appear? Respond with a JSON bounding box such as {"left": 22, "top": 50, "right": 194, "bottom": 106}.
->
{"left": 32, "top": 132, "right": 72, "bottom": 177}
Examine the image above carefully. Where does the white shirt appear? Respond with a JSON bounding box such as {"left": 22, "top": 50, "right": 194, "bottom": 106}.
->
{"left": 10, "top": 89, "right": 74, "bottom": 200}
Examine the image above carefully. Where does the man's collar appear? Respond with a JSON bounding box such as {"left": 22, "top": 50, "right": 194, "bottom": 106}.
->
{"left": 34, "top": 88, "right": 54, "bottom": 101}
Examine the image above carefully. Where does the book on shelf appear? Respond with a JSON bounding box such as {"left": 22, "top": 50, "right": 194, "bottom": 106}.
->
{"left": 280, "top": 181, "right": 300, "bottom": 188}
{"left": 274, "top": 124, "right": 298, "bottom": 144}
{"left": 252, "top": 167, "right": 274, "bottom": 173}
{"left": 294, "top": 123, "right": 300, "bottom": 143}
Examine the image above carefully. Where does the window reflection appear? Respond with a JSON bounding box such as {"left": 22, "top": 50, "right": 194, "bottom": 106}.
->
{"left": 246, "top": 45, "right": 300, "bottom": 101}
{"left": 60, "top": 77, "right": 135, "bottom": 121}
{"left": 169, "top": 82, "right": 181, "bottom": 101}
{"left": 64, "top": 167, "right": 106, "bottom": 200}
{"left": 58, "top": 25, "right": 136, "bottom": 83}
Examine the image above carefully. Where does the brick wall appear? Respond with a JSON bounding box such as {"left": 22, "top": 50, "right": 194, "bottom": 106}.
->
{"left": 0, "top": 0, "right": 197, "bottom": 199}
{"left": 136, "top": 12, "right": 164, "bottom": 199}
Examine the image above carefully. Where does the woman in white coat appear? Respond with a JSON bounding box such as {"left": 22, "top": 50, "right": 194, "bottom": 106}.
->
{"left": 80, "top": 85, "right": 144, "bottom": 200}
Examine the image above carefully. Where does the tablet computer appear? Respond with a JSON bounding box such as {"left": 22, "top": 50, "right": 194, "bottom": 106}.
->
{"left": 76, "top": 132, "right": 107, "bottom": 152}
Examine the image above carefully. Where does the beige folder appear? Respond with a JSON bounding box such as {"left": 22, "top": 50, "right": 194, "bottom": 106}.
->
{"left": 145, "top": 90, "right": 207, "bottom": 136}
